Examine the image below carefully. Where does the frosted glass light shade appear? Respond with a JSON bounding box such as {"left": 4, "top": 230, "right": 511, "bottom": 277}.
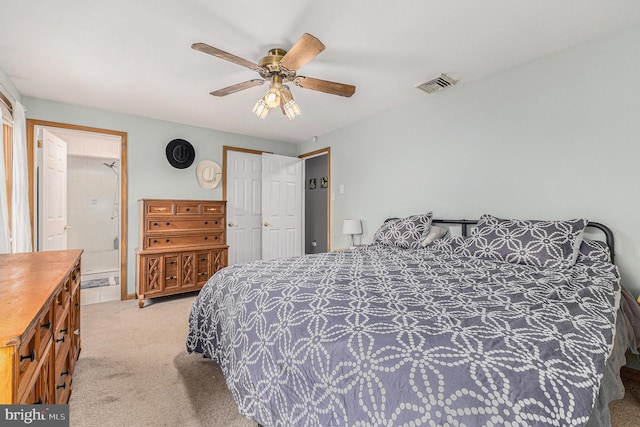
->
{"left": 342, "top": 219, "right": 362, "bottom": 235}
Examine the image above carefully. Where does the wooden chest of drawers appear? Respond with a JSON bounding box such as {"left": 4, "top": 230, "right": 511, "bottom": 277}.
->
{"left": 136, "top": 199, "right": 228, "bottom": 308}
{"left": 0, "top": 249, "right": 82, "bottom": 404}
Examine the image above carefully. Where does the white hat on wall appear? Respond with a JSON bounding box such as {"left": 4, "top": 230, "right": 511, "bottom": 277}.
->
{"left": 196, "top": 160, "right": 222, "bottom": 189}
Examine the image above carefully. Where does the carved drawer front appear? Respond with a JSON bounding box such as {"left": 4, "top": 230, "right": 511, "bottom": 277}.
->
{"left": 211, "top": 249, "right": 227, "bottom": 274}
{"left": 145, "top": 217, "right": 225, "bottom": 233}
{"left": 20, "top": 344, "right": 54, "bottom": 405}
{"left": 37, "top": 349, "right": 54, "bottom": 404}
{"left": 54, "top": 348, "right": 71, "bottom": 404}
{"left": 70, "top": 265, "right": 81, "bottom": 294}
{"left": 146, "top": 231, "right": 225, "bottom": 249}
{"left": 202, "top": 203, "right": 225, "bottom": 215}
{"left": 38, "top": 305, "right": 54, "bottom": 357}
{"left": 17, "top": 327, "right": 38, "bottom": 397}
{"left": 142, "top": 255, "right": 163, "bottom": 295}
{"left": 53, "top": 306, "right": 70, "bottom": 359}
{"left": 146, "top": 201, "right": 174, "bottom": 215}
{"left": 54, "top": 279, "right": 70, "bottom": 326}
{"left": 180, "top": 253, "right": 196, "bottom": 289}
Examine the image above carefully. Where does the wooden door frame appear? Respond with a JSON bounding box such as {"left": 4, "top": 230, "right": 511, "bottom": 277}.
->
{"left": 26, "top": 119, "right": 129, "bottom": 301}
{"left": 299, "top": 147, "right": 331, "bottom": 251}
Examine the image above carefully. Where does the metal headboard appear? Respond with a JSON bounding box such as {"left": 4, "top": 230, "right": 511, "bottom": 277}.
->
{"left": 385, "top": 217, "right": 616, "bottom": 263}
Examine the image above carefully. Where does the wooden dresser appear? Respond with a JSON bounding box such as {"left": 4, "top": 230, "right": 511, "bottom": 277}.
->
{"left": 136, "top": 198, "right": 228, "bottom": 308}
{"left": 0, "top": 249, "right": 82, "bottom": 404}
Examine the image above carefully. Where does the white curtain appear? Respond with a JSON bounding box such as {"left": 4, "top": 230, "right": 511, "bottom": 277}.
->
{"left": 11, "top": 101, "right": 32, "bottom": 252}
{"left": 0, "top": 121, "right": 9, "bottom": 253}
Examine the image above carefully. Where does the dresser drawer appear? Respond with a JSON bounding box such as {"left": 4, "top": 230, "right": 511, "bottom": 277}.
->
{"left": 146, "top": 201, "right": 174, "bottom": 215}
{"left": 175, "top": 202, "right": 201, "bottom": 215}
{"left": 145, "top": 217, "right": 224, "bottom": 233}
{"left": 145, "top": 232, "right": 225, "bottom": 249}
{"left": 54, "top": 281, "right": 70, "bottom": 327}
{"left": 202, "top": 202, "right": 225, "bottom": 215}
{"left": 54, "top": 347, "right": 71, "bottom": 404}
{"left": 38, "top": 304, "right": 54, "bottom": 357}
{"left": 17, "top": 327, "right": 38, "bottom": 396}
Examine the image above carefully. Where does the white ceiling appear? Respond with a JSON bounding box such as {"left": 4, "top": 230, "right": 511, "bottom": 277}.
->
{"left": 2, "top": 1, "right": 640, "bottom": 144}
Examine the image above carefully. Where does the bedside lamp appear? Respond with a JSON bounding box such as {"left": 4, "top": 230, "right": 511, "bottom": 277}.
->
{"left": 342, "top": 219, "right": 363, "bottom": 248}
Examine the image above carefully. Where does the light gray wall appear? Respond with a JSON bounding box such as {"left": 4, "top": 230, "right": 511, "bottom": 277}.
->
{"left": 23, "top": 97, "right": 297, "bottom": 295}
{"left": 300, "top": 25, "right": 640, "bottom": 296}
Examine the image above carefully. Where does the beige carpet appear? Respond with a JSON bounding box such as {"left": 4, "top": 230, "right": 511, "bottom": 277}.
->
{"left": 70, "top": 293, "right": 640, "bottom": 426}
{"left": 69, "top": 294, "right": 256, "bottom": 427}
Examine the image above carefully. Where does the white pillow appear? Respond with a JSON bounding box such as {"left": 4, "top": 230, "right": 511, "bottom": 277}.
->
{"left": 421, "top": 225, "right": 448, "bottom": 246}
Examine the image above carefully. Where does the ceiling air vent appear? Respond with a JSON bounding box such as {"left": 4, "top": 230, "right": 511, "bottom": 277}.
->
{"left": 416, "top": 73, "right": 457, "bottom": 94}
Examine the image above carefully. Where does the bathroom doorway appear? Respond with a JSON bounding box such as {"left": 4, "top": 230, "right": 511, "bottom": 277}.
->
{"left": 27, "top": 119, "right": 128, "bottom": 303}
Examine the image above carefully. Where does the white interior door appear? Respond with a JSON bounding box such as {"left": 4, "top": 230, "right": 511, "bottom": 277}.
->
{"left": 41, "top": 129, "right": 67, "bottom": 251}
{"left": 226, "top": 150, "right": 263, "bottom": 265}
{"left": 261, "top": 153, "right": 303, "bottom": 260}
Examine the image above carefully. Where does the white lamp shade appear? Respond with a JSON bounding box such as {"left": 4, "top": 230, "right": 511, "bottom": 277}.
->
{"left": 342, "top": 219, "right": 363, "bottom": 235}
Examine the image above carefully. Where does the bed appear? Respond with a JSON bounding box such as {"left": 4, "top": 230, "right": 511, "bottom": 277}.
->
{"left": 187, "top": 213, "right": 629, "bottom": 426}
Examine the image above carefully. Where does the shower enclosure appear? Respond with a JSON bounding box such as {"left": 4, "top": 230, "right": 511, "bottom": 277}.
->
{"left": 66, "top": 155, "right": 120, "bottom": 285}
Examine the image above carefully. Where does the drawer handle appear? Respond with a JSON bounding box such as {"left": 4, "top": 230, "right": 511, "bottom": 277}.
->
{"left": 155, "top": 207, "right": 167, "bottom": 212}
{"left": 214, "top": 221, "right": 219, "bottom": 225}
{"left": 214, "top": 236, "right": 218, "bottom": 240}
{"left": 166, "top": 276, "right": 176, "bottom": 280}
{"left": 167, "top": 261, "right": 177, "bottom": 265}
{"left": 204, "top": 237, "right": 208, "bottom": 241}
{"left": 198, "top": 272, "right": 207, "bottom": 276}
{"left": 153, "top": 239, "right": 158, "bottom": 244}
{"left": 60, "top": 328, "right": 69, "bottom": 335}
{"left": 20, "top": 349, "right": 36, "bottom": 362}
{"left": 153, "top": 222, "right": 158, "bottom": 226}
{"left": 186, "top": 208, "right": 191, "bottom": 212}
{"left": 204, "top": 221, "right": 208, "bottom": 225}
{"left": 166, "top": 222, "right": 170, "bottom": 226}
{"left": 166, "top": 239, "right": 170, "bottom": 243}
{"left": 61, "top": 370, "right": 70, "bottom": 377}
{"left": 40, "top": 320, "right": 51, "bottom": 329}
{"left": 56, "top": 383, "right": 66, "bottom": 390}
{"left": 206, "top": 208, "right": 216, "bottom": 211}
{"left": 56, "top": 336, "right": 65, "bottom": 344}
{"left": 200, "top": 257, "right": 207, "bottom": 261}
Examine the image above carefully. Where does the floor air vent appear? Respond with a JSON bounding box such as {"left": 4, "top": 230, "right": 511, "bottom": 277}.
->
{"left": 416, "top": 73, "right": 457, "bottom": 94}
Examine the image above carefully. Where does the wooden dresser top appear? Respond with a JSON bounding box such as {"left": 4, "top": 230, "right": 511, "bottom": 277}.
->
{"left": 0, "top": 249, "right": 83, "bottom": 346}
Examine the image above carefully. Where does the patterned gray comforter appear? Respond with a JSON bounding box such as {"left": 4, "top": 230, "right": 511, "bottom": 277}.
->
{"left": 186, "top": 240, "right": 621, "bottom": 427}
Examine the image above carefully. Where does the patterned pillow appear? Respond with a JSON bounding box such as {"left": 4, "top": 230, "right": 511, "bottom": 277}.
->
{"left": 372, "top": 213, "right": 433, "bottom": 249}
{"left": 576, "top": 239, "right": 611, "bottom": 264}
{"left": 466, "top": 214, "right": 588, "bottom": 269}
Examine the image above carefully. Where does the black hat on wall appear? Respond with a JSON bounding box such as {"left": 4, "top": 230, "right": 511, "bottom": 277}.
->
{"left": 166, "top": 139, "right": 195, "bottom": 169}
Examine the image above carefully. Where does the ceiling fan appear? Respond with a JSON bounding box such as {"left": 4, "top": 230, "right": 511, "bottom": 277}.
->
{"left": 192, "top": 33, "right": 356, "bottom": 120}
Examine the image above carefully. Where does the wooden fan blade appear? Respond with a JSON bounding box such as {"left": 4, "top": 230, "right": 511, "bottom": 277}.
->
{"left": 210, "top": 79, "right": 264, "bottom": 97}
{"left": 294, "top": 76, "right": 356, "bottom": 97}
{"left": 192, "top": 42, "right": 263, "bottom": 72}
{"left": 280, "top": 33, "right": 325, "bottom": 71}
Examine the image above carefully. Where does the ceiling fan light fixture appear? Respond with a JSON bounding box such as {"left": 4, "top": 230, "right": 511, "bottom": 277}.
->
{"left": 264, "top": 86, "right": 281, "bottom": 108}
{"left": 252, "top": 98, "right": 269, "bottom": 119}
{"left": 283, "top": 100, "right": 301, "bottom": 120}
{"left": 280, "top": 85, "right": 301, "bottom": 120}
